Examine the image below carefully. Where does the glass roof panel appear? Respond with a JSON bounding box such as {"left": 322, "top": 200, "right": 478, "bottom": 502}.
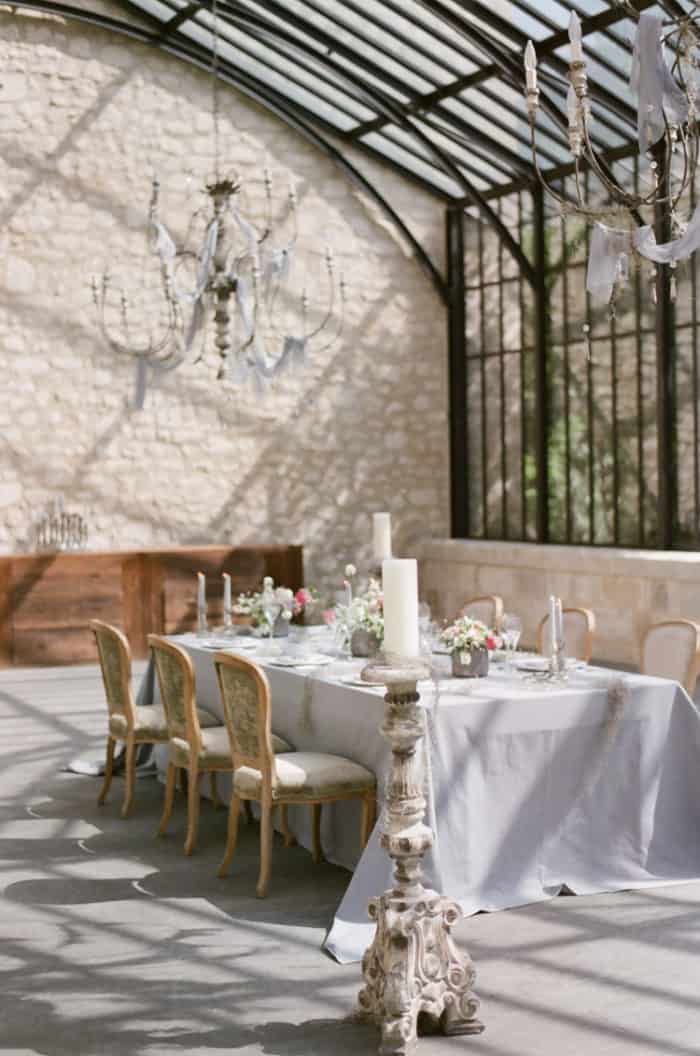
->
{"left": 115, "top": 0, "right": 645, "bottom": 197}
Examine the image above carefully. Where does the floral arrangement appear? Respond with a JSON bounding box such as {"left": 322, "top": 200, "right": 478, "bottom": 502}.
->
{"left": 439, "top": 615, "right": 498, "bottom": 654}
{"left": 233, "top": 576, "right": 314, "bottom": 633}
{"left": 334, "top": 565, "right": 384, "bottom": 644}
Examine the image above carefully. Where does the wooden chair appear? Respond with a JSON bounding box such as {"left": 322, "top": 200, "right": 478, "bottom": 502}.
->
{"left": 90, "top": 619, "right": 169, "bottom": 819}
{"left": 640, "top": 619, "right": 700, "bottom": 696}
{"left": 214, "top": 651, "right": 377, "bottom": 898}
{"left": 461, "top": 594, "right": 504, "bottom": 632}
{"left": 536, "top": 606, "right": 596, "bottom": 663}
{"left": 149, "top": 636, "right": 291, "bottom": 855}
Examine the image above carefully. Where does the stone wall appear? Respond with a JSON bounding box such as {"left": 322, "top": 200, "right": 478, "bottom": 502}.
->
{"left": 0, "top": 9, "right": 449, "bottom": 593}
{"left": 418, "top": 538, "right": 700, "bottom": 667}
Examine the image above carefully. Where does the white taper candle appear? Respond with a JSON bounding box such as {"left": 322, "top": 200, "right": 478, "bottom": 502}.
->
{"left": 223, "top": 573, "right": 231, "bottom": 611}
{"left": 372, "top": 512, "right": 392, "bottom": 564}
{"left": 382, "top": 558, "right": 420, "bottom": 660}
{"left": 197, "top": 571, "right": 206, "bottom": 610}
{"left": 549, "top": 594, "right": 557, "bottom": 654}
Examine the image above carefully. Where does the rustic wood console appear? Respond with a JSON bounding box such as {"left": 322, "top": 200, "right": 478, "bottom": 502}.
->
{"left": 0, "top": 545, "right": 303, "bottom": 667}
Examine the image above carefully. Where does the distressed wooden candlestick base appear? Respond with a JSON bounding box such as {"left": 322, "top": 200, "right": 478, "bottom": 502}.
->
{"left": 358, "top": 657, "right": 484, "bottom": 1055}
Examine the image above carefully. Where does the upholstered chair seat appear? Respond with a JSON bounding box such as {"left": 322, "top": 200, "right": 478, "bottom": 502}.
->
{"left": 171, "top": 727, "right": 292, "bottom": 771}
{"left": 109, "top": 704, "right": 168, "bottom": 743}
{"left": 90, "top": 619, "right": 171, "bottom": 819}
{"left": 214, "top": 651, "right": 376, "bottom": 898}
{"left": 234, "top": 752, "right": 375, "bottom": 800}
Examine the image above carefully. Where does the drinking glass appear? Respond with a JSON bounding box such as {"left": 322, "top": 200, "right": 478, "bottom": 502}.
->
{"left": 501, "top": 614, "right": 522, "bottom": 674}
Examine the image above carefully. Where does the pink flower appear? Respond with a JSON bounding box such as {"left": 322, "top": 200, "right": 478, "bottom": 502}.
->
{"left": 486, "top": 635, "right": 496, "bottom": 651}
{"left": 322, "top": 609, "right": 337, "bottom": 625}
{"left": 295, "top": 588, "right": 311, "bottom": 607}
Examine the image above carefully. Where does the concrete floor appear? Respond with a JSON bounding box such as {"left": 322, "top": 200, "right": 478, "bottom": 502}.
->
{"left": 1, "top": 663, "right": 700, "bottom": 1056}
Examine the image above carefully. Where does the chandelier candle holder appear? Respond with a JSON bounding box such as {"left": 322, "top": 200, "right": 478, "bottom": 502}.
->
{"left": 34, "top": 497, "right": 88, "bottom": 552}
{"left": 357, "top": 558, "right": 483, "bottom": 1054}
{"left": 524, "top": 7, "right": 700, "bottom": 314}
{"left": 93, "top": 0, "right": 345, "bottom": 389}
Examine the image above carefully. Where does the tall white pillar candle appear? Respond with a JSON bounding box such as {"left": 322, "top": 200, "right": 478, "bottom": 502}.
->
{"left": 382, "top": 558, "right": 420, "bottom": 659}
{"left": 549, "top": 594, "right": 557, "bottom": 653}
{"left": 223, "top": 573, "right": 231, "bottom": 611}
{"left": 372, "top": 512, "right": 392, "bottom": 564}
{"left": 197, "top": 571, "right": 206, "bottom": 610}
{"left": 556, "top": 598, "right": 564, "bottom": 647}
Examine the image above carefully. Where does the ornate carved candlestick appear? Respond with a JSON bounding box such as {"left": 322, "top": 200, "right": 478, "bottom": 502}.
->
{"left": 359, "top": 655, "right": 483, "bottom": 1055}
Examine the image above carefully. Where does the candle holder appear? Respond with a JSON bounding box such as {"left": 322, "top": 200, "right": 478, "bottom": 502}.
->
{"left": 358, "top": 652, "right": 483, "bottom": 1054}
{"left": 222, "top": 604, "right": 235, "bottom": 636}
{"left": 549, "top": 636, "right": 568, "bottom": 680}
{"left": 196, "top": 603, "right": 209, "bottom": 637}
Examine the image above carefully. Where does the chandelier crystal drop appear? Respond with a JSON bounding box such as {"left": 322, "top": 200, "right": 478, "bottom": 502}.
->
{"left": 92, "top": 0, "right": 345, "bottom": 388}
{"left": 524, "top": 4, "right": 700, "bottom": 313}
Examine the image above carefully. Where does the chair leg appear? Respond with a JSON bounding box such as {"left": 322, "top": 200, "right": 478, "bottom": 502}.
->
{"left": 217, "top": 794, "right": 242, "bottom": 878}
{"left": 279, "top": 803, "right": 297, "bottom": 847}
{"left": 360, "top": 793, "right": 376, "bottom": 848}
{"left": 311, "top": 802, "right": 323, "bottom": 864}
{"left": 209, "top": 771, "right": 221, "bottom": 810}
{"left": 179, "top": 768, "right": 188, "bottom": 795}
{"left": 243, "top": 800, "right": 255, "bottom": 825}
{"left": 121, "top": 738, "right": 137, "bottom": 819}
{"left": 158, "top": 763, "right": 177, "bottom": 836}
{"left": 184, "top": 766, "right": 201, "bottom": 856}
{"left": 257, "top": 800, "right": 274, "bottom": 898}
{"left": 98, "top": 737, "right": 116, "bottom": 805}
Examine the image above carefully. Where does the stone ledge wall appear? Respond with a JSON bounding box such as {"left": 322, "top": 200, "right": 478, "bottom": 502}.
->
{"left": 0, "top": 10, "right": 449, "bottom": 593}
{"left": 418, "top": 538, "right": 700, "bottom": 666}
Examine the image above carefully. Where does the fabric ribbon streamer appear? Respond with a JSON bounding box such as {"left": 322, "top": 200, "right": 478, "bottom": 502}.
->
{"left": 586, "top": 222, "right": 632, "bottom": 302}
{"left": 634, "top": 204, "right": 700, "bottom": 263}
{"left": 630, "top": 12, "right": 688, "bottom": 154}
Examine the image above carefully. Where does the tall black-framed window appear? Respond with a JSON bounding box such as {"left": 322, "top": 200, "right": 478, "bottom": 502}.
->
{"left": 450, "top": 164, "right": 700, "bottom": 550}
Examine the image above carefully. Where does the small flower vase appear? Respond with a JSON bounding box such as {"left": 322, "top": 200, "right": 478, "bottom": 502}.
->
{"left": 452, "top": 646, "right": 489, "bottom": 678}
{"left": 272, "top": 614, "right": 290, "bottom": 638}
{"left": 351, "top": 627, "right": 380, "bottom": 658}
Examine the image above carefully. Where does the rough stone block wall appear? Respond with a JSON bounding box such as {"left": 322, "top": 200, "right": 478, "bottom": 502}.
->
{"left": 0, "top": 9, "right": 449, "bottom": 593}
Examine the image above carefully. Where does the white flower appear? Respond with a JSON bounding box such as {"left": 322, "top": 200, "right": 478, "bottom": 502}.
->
{"left": 281, "top": 609, "right": 293, "bottom": 621}
{"left": 345, "top": 563, "right": 356, "bottom": 578}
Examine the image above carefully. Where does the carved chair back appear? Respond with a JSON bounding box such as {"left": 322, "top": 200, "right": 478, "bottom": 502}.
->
{"left": 640, "top": 619, "right": 700, "bottom": 695}
{"left": 214, "top": 652, "right": 277, "bottom": 796}
{"left": 148, "top": 636, "right": 203, "bottom": 755}
{"left": 90, "top": 619, "right": 135, "bottom": 730}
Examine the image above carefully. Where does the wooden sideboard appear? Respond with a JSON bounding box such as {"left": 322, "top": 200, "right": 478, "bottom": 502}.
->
{"left": 0, "top": 545, "right": 303, "bottom": 667}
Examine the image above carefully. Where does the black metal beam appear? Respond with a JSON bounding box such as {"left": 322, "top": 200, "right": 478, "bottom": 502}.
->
{"left": 446, "top": 206, "right": 468, "bottom": 537}
{"left": 653, "top": 137, "right": 678, "bottom": 548}
{"left": 211, "top": 0, "right": 537, "bottom": 283}
{"left": 533, "top": 183, "right": 550, "bottom": 543}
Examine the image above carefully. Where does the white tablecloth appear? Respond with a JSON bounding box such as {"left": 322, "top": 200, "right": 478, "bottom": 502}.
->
{"left": 143, "top": 635, "right": 700, "bottom": 964}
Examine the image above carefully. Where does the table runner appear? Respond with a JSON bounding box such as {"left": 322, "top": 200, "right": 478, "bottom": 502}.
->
{"left": 140, "top": 635, "right": 700, "bottom": 964}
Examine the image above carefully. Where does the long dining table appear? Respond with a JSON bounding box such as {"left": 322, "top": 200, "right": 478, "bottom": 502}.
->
{"left": 138, "top": 631, "right": 700, "bottom": 964}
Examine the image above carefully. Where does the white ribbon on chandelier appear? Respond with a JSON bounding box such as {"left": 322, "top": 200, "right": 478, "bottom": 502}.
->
{"left": 630, "top": 12, "right": 688, "bottom": 154}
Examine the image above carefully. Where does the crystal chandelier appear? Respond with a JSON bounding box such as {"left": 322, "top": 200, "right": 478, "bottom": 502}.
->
{"left": 523, "top": 4, "right": 700, "bottom": 312}
{"left": 93, "top": 0, "right": 345, "bottom": 387}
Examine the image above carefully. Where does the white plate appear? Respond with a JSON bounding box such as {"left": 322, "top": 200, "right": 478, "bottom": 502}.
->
{"left": 231, "top": 637, "right": 261, "bottom": 650}
{"left": 195, "top": 639, "right": 230, "bottom": 650}
{"left": 338, "top": 674, "right": 384, "bottom": 688}
{"left": 267, "top": 654, "right": 333, "bottom": 668}
{"left": 512, "top": 657, "right": 550, "bottom": 672}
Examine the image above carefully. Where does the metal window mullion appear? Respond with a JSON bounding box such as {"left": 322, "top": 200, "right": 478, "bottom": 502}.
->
{"left": 561, "top": 185, "right": 572, "bottom": 542}
{"left": 478, "top": 214, "right": 488, "bottom": 538}
{"left": 498, "top": 197, "right": 508, "bottom": 538}
{"left": 584, "top": 167, "right": 595, "bottom": 544}
{"left": 518, "top": 192, "right": 527, "bottom": 538}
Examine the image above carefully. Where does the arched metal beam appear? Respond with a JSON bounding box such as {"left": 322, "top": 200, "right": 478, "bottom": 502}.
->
{"left": 6, "top": 0, "right": 449, "bottom": 303}
{"left": 214, "top": 0, "right": 535, "bottom": 285}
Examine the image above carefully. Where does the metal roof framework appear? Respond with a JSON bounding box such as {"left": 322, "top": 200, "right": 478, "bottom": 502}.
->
{"left": 9, "top": 0, "right": 692, "bottom": 294}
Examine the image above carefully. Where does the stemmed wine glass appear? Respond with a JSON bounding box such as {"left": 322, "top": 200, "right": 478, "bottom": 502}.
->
{"left": 501, "top": 613, "right": 522, "bottom": 675}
